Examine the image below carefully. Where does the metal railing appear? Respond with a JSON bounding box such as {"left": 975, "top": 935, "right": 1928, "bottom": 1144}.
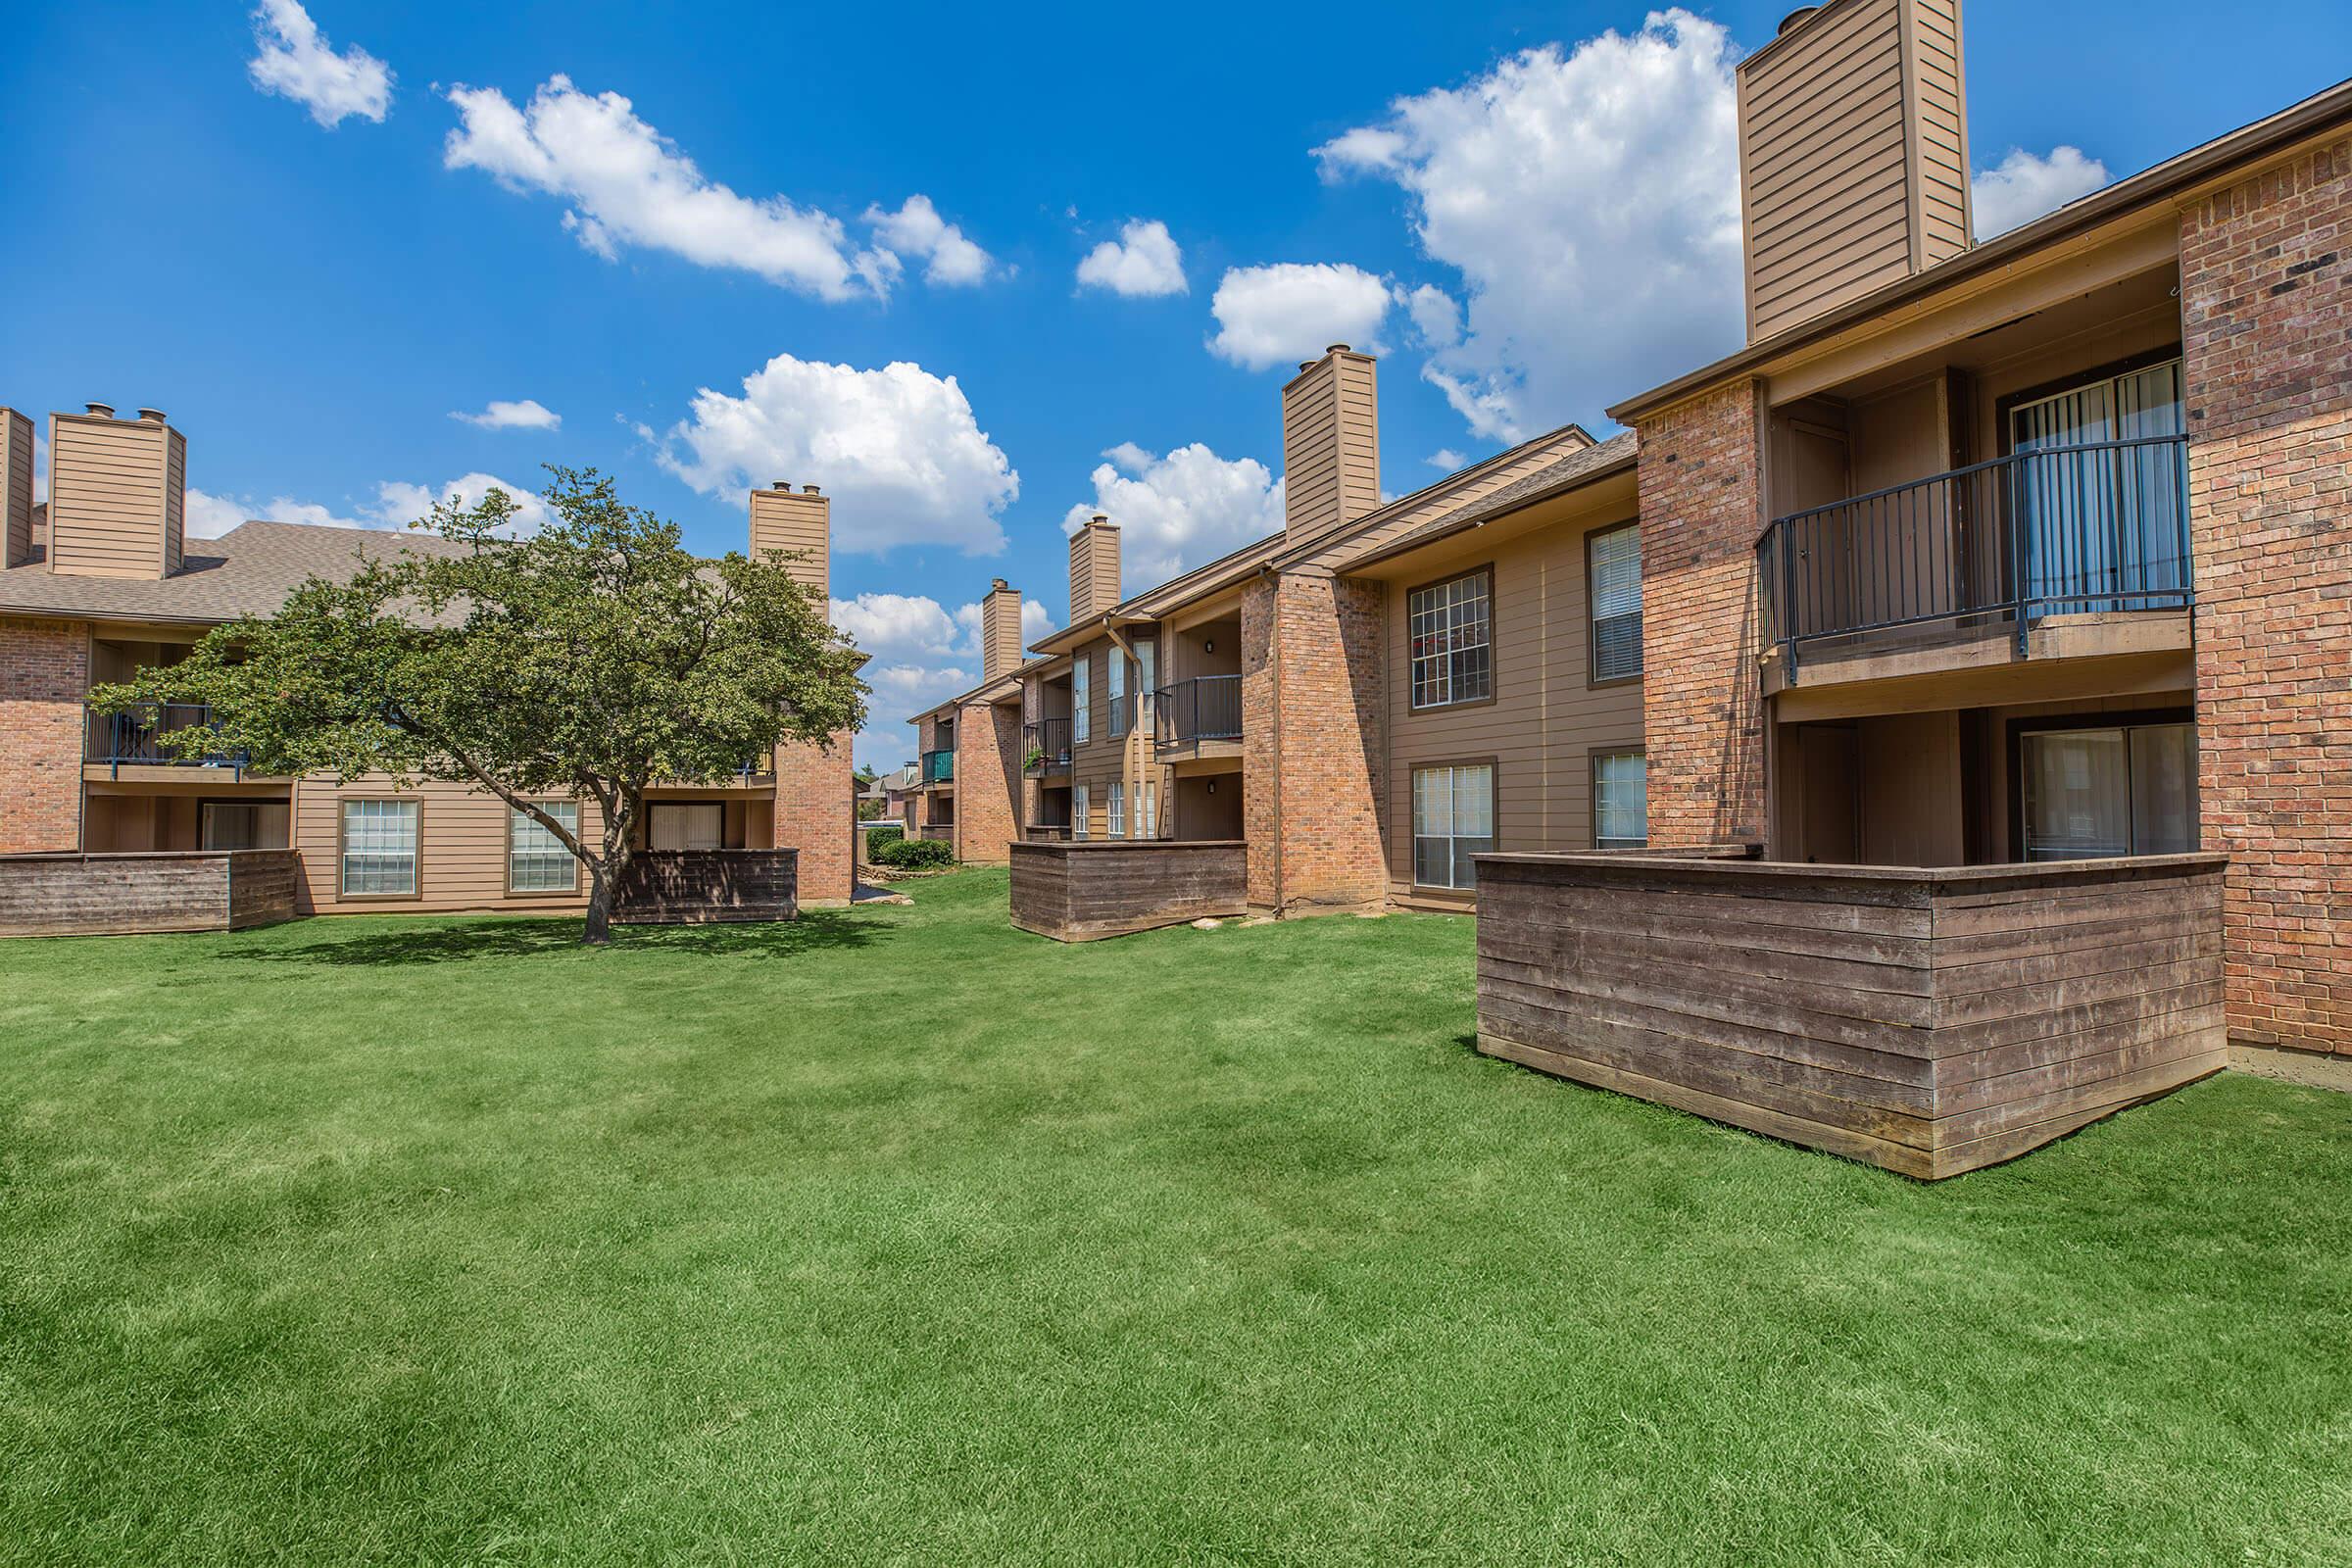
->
{"left": 1757, "top": 436, "right": 2190, "bottom": 680}
{"left": 85, "top": 703, "right": 248, "bottom": 774}
{"left": 922, "top": 748, "right": 955, "bottom": 784}
{"left": 1023, "top": 717, "right": 1072, "bottom": 774}
{"left": 1154, "top": 674, "right": 1243, "bottom": 749}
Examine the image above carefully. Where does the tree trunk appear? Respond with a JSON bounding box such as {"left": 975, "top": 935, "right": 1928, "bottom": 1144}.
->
{"left": 583, "top": 865, "right": 615, "bottom": 946}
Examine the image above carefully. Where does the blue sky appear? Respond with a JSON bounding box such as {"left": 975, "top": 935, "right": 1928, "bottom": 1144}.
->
{"left": 3, "top": 2, "right": 2347, "bottom": 766}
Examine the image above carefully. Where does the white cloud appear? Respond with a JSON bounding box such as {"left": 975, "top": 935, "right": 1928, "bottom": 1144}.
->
{"left": 1060, "top": 441, "right": 1285, "bottom": 592}
{"left": 1973, "top": 146, "right": 2110, "bottom": 240}
{"left": 184, "top": 488, "right": 363, "bottom": 540}
{"left": 371, "top": 473, "right": 552, "bottom": 535}
{"left": 184, "top": 472, "right": 550, "bottom": 541}
{"left": 443, "top": 74, "right": 904, "bottom": 300}
{"left": 657, "top": 353, "right": 1019, "bottom": 556}
{"left": 1404, "top": 283, "right": 1461, "bottom": 349}
{"left": 830, "top": 593, "right": 965, "bottom": 662}
{"left": 834, "top": 592, "right": 1048, "bottom": 768}
{"left": 246, "top": 0, "right": 392, "bottom": 128}
{"left": 1076, "top": 219, "right": 1188, "bottom": 297}
{"left": 451, "top": 398, "right": 562, "bottom": 431}
{"left": 1425, "top": 448, "right": 1466, "bottom": 470}
{"left": 864, "top": 195, "right": 995, "bottom": 287}
{"left": 1316, "top": 8, "right": 1743, "bottom": 439}
{"left": 1207, "top": 263, "right": 1395, "bottom": 370}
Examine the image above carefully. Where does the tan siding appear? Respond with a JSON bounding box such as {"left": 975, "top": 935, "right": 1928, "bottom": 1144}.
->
{"left": 1280, "top": 350, "right": 1380, "bottom": 549}
{"left": 1064, "top": 635, "right": 1171, "bottom": 838}
{"left": 46, "top": 414, "right": 173, "bottom": 578}
{"left": 1, "top": 409, "right": 32, "bottom": 568}
{"left": 1382, "top": 514, "right": 1645, "bottom": 895}
{"left": 292, "top": 776, "right": 610, "bottom": 914}
{"left": 162, "top": 429, "right": 185, "bottom": 575}
{"left": 1298, "top": 426, "right": 1597, "bottom": 571}
{"left": 747, "top": 486, "right": 830, "bottom": 593}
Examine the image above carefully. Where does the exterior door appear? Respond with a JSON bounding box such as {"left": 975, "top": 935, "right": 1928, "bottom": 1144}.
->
{"left": 650, "top": 802, "right": 725, "bottom": 851}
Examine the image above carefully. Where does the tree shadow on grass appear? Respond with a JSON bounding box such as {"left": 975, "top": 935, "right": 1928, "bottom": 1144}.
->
{"left": 230, "top": 907, "right": 886, "bottom": 967}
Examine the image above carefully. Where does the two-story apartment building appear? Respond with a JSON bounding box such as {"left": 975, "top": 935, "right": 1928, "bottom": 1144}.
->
{"left": 0, "top": 409, "right": 857, "bottom": 916}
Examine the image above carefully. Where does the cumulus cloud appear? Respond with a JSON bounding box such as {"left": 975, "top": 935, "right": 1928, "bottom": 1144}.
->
{"left": 1207, "top": 263, "right": 1395, "bottom": 370}
{"left": 183, "top": 472, "right": 550, "bottom": 540}
{"left": 1403, "top": 283, "right": 1461, "bottom": 349}
{"left": 863, "top": 195, "right": 995, "bottom": 287}
{"left": 247, "top": 0, "right": 392, "bottom": 128}
{"left": 1076, "top": 219, "right": 1188, "bottom": 297}
{"left": 1973, "top": 146, "right": 2111, "bottom": 239}
{"left": 184, "top": 488, "right": 360, "bottom": 540}
{"left": 371, "top": 473, "right": 552, "bottom": 535}
{"left": 657, "top": 353, "right": 1018, "bottom": 556}
{"left": 443, "top": 75, "right": 950, "bottom": 300}
{"left": 1316, "top": 8, "right": 1743, "bottom": 439}
{"left": 833, "top": 591, "right": 1051, "bottom": 768}
{"left": 451, "top": 398, "right": 562, "bottom": 431}
{"left": 1060, "top": 441, "right": 1285, "bottom": 591}
{"left": 1425, "top": 448, "right": 1466, "bottom": 471}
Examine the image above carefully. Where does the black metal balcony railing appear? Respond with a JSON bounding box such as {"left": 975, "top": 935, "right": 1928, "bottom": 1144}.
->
{"left": 1154, "top": 674, "right": 1243, "bottom": 749}
{"left": 922, "top": 748, "right": 955, "bottom": 784}
{"left": 85, "top": 703, "right": 248, "bottom": 773}
{"left": 1757, "top": 436, "right": 2191, "bottom": 679}
{"left": 1023, "top": 717, "right": 1072, "bottom": 774}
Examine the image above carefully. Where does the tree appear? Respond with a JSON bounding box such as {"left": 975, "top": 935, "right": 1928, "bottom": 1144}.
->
{"left": 90, "top": 468, "right": 865, "bottom": 944}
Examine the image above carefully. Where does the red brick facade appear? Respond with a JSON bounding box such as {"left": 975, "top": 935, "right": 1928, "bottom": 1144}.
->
{"left": 2180, "top": 134, "right": 2352, "bottom": 1057}
{"left": 773, "top": 732, "right": 853, "bottom": 905}
{"left": 1632, "top": 380, "right": 1767, "bottom": 849}
{"left": 1240, "top": 570, "right": 1387, "bottom": 913}
{"left": 0, "top": 616, "right": 88, "bottom": 853}
{"left": 954, "top": 698, "right": 1022, "bottom": 864}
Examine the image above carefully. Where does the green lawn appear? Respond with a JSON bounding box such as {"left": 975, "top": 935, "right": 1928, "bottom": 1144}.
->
{"left": 3, "top": 868, "right": 2349, "bottom": 1564}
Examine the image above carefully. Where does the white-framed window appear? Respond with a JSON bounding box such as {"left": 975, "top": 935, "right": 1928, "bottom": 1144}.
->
{"left": 1133, "top": 639, "right": 1156, "bottom": 732}
{"left": 1136, "top": 780, "right": 1156, "bottom": 840}
{"left": 1108, "top": 646, "right": 1129, "bottom": 736}
{"left": 1407, "top": 568, "right": 1492, "bottom": 710}
{"left": 1590, "top": 522, "right": 1642, "bottom": 683}
{"left": 1411, "top": 764, "right": 1494, "bottom": 891}
{"left": 1106, "top": 780, "right": 1126, "bottom": 838}
{"left": 341, "top": 798, "right": 418, "bottom": 897}
{"left": 510, "top": 802, "right": 580, "bottom": 893}
{"left": 1073, "top": 657, "right": 1092, "bottom": 745}
{"left": 1073, "top": 784, "right": 1091, "bottom": 840}
{"left": 1592, "top": 751, "right": 1648, "bottom": 850}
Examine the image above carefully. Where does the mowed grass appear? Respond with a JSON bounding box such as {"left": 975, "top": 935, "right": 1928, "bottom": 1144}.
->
{"left": 3, "top": 869, "right": 2350, "bottom": 1565}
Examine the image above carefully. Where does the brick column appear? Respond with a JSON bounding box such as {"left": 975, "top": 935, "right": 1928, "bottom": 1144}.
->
{"left": 1241, "top": 577, "right": 1281, "bottom": 908}
{"left": 1242, "top": 570, "right": 1387, "bottom": 913}
{"left": 774, "top": 734, "right": 853, "bottom": 906}
{"left": 954, "top": 699, "right": 1021, "bottom": 865}
{"left": 1633, "top": 379, "right": 1767, "bottom": 849}
{"left": 2180, "top": 135, "right": 2352, "bottom": 1058}
{"left": 0, "top": 616, "right": 88, "bottom": 853}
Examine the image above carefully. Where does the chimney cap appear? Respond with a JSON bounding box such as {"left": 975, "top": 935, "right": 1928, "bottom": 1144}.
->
{"left": 83, "top": 402, "right": 116, "bottom": 418}
{"left": 802, "top": 484, "right": 821, "bottom": 495}
{"left": 1090, "top": 514, "right": 1113, "bottom": 529}
{"left": 770, "top": 479, "right": 791, "bottom": 490}
{"left": 136, "top": 407, "right": 168, "bottom": 424}
{"left": 1778, "top": 6, "right": 1821, "bottom": 35}
{"left": 991, "top": 577, "right": 1010, "bottom": 591}
{"left": 1325, "top": 343, "right": 1351, "bottom": 355}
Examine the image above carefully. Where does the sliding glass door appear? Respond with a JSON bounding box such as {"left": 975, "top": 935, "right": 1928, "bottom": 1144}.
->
{"left": 2008, "top": 358, "right": 2186, "bottom": 615}
{"left": 2020, "top": 721, "right": 2197, "bottom": 860}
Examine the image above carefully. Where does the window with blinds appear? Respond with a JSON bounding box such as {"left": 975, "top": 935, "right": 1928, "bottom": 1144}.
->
{"left": 510, "top": 802, "right": 580, "bottom": 893}
{"left": 1108, "top": 646, "right": 1129, "bottom": 736}
{"left": 341, "top": 799, "right": 418, "bottom": 896}
{"left": 1106, "top": 780, "right": 1126, "bottom": 838}
{"left": 1073, "top": 657, "right": 1092, "bottom": 744}
{"left": 1407, "top": 568, "right": 1493, "bottom": 710}
{"left": 1412, "top": 763, "right": 1494, "bottom": 890}
{"left": 1592, "top": 751, "right": 1648, "bottom": 850}
{"left": 1073, "top": 784, "right": 1091, "bottom": 840}
{"left": 1590, "top": 523, "right": 1642, "bottom": 683}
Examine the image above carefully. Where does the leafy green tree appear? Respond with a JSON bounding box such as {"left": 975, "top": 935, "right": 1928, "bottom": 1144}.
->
{"left": 91, "top": 468, "right": 865, "bottom": 943}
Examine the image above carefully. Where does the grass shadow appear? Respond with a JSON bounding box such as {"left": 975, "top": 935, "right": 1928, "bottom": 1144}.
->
{"left": 230, "top": 906, "right": 888, "bottom": 967}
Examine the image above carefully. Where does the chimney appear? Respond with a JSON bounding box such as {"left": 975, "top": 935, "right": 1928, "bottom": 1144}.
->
{"left": 980, "top": 577, "right": 1022, "bottom": 682}
{"left": 1736, "top": 0, "right": 1973, "bottom": 342}
{"left": 1, "top": 409, "right": 31, "bottom": 568}
{"left": 1281, "top": 344, "right": 1380, "bottom": 550}
{"left": 1068, "top": 514, "right": 1121, "bottom": 621}
{"left": 45, "top": 403, "right": 185, "bottom": 579}
{"left": 748, "top": 479, "right": 830, "bottom": 596}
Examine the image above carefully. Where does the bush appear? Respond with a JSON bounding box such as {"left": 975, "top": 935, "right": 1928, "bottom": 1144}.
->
{"left": 872, "top": 836, "right": 954, "bottom": 870}
{"left": 864, "top": 824, "right": 906, "bottom": 860}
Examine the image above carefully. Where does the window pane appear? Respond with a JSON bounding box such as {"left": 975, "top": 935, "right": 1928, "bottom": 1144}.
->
{"left": 1407, "top": 572, "right": 1491, "bottom": 709}
{"left": 1594, "top": 753, "right": 1647, "bottom": 849}
{"left": 1074, "top": 785, "right": 1090, "bottom": 840}
{"left": 511, "top": 802, "right": 579, "bottom": 892}
{"left": 1411, "top": 764, "right": 1491, "bottom": 889}
{"left": 2130, "top": 724, "right": 2197, "bottom": 855}
{"left": 2023, "top": 731, "right": 2131, "bottom": 859}
{"left": 1073, "top": 660, "right": 1091, "bottom": 744}
{"left": 341, "top": 799, "right": 417, "bottom": 895}
{"left": 1591, "top": 526, "right": 1642, "bottom": 680}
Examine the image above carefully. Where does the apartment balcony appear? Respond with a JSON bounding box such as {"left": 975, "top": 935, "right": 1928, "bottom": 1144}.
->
{"left": 1023, "top": 718, "right": 1072, "bottom": 777}
{"left": 84, "top": 703, "right": 256, "bottom": 780}
{"left": 921, "top": 749, "right": 955, "bottom": 790}
{"left": 1152, "top": 674, "right": 1243, "bottom": 763}
{"left": 1757, "top": 436, "right": 2191, "bottom": 692}
{"left": 1022, "top": 823, "right": 1073, "bottom": 843}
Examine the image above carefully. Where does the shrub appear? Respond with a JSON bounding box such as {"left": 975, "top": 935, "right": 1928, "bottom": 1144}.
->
{"left": 873, "top": 837, "right": 954, "bottom": 870}
{"left": 865, "top": 824, "right": 906, "bottom": 860}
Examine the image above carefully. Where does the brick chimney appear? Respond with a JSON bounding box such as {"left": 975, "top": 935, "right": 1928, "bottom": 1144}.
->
{"left": 46, "top": 403, "right": 185, "bottom": 578}
{"left": 0, "top": 409, "right": 31, "bottom": 569}
{"left": 1737, "top": 0, "right": 1972, "bottom": 342}
{"left": 1281, "top": 345, "right": 1380, "bottom": 551}
{"left": 981, "top": 577, "right": 1022, "bottom": 682}
{"left": 1069, "top": 514, "right": 1120, "bottom": 621}
{"left": 749, "top": 479, "right": 830, "bottom": 595}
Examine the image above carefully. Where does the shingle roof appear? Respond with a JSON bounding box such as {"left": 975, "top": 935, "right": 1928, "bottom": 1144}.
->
{"left": 1337, "top": 430, "right": 1638, "bottom": 571}
{"left": 0, "top": 519, "right": 468, "bottom": 625}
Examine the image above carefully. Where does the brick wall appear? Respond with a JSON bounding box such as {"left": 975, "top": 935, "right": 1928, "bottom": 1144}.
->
{"left": 1241, "top": 578, "right": 1280, "bottom": 906}
{"left": 954, "top": 698, "right": 1022, "bottom": 864}
{"left": 773, "top": 733, "right": 852, "bottom": 905}
{"left": 0, "top": 616, "right": 88, "bottom": 853}
{"left": 2180, "top": 134, "right": 2352, "bottom": 1057}
{"left": 1633, "top": 381, "right": 1767, "bottom": 849}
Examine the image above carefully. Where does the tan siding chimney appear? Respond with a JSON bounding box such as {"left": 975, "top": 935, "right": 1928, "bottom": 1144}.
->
{"left": 45, "top": 405, "right": 186, "bottom": 578}
{"left": 1069, "top": 514, "right": 1120, "bottom": 620}
{"left": 980, "top": 577, "right": 1022, "bottom": 682}
{"left": 1737, "top": 0, "right": 1972, "bottom": 343}
{"left": 1281, "top": 345, "right": 1381, "bottom": 550}
{"left": 748, "top": 480, "right": 830, "bottom": 595}
{"left": 1, "top": 409, "right": 32, "bottom": 568}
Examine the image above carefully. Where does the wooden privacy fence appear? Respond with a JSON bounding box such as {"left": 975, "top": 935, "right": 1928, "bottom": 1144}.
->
{"left": 0, "top": 850, "right": 301, "bottom": 937}
{"left": 612, "top": 849, "right": 797, "bottom": 924}
{"left": 1009, "top": 840, "right": 1247, "bottom": 941}
{"left": 1474, "top": 852, "right": 2230, "bottom": 1179}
